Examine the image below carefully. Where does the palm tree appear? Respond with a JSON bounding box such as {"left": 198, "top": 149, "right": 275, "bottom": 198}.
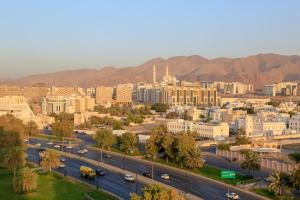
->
{"left": 288, "top": 152, "right": 300, "bottom": 165}
{"left": 268, "top": 172, "right": 289, "bottom": 196}
{"left": 240, "top": 150, "right": 260, "bottom": 172}
{"left": 40, "top": 150, "right": 60, "bottom": 173}
{"left": 184, "top": 148, "right": 204, "bottom": 169}
{"left": 13, "top": 167, "right": 37, "bottom": 193}
{"left": 5, "top": 146, "right": 25, "bottom": 177}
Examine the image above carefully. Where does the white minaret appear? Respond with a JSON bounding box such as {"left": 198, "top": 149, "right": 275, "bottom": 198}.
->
{"left": 166, "top": 65, "right": 169, "bottom": 77}
{"left": 153, "top": 64, "right": 156, "bottom": 83}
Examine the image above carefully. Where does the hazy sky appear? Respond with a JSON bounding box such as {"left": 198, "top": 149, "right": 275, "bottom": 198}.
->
{"left": 1, "top": 0, "right": 300, "bottom": 78}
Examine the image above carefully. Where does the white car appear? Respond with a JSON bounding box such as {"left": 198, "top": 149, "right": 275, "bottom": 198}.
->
{"left": 58, "top": 163, "right": 65, "bottom": 168}
{"left": 46, "top": 141, "right": 53, "bottom": 145}
{"left": 124, "top": 174, "right": 135, "bottom": 182}
{"left": 35, "top": 143, "right": 41, "bottom": 147}
{"left": 225, "top": 192, "right": 239, "bottom": 200}
{"left": 66, "top": 145, "right": 73, "bottom": 149}
{"left": 161, "top": 174, "right": 170, "bottom": 180}
{"left": 77, "top": 150, "right": 85, "bottom": 154}
{"left": 60, "top": 157, "right": 66, "bottom": 162}
{"left": 82, "top": 149, "right": 88, "bottom": 153}
{"left": 54, "top": 144, "right": 61, "bottom": 148}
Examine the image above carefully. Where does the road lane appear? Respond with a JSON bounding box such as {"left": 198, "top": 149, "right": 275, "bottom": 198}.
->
{"left": 28, "top": 138, "right": 266, "bottom": 200}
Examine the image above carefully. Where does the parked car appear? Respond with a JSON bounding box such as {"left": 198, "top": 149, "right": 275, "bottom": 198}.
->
{"left": 66, "top": 145, "right": 73, "bottom": 149}
{"left": 35, "top": 143, "right": 41, "bottom": 147}
{"left": 54, "top": 144, "right": 60, "bottom": 148}
{"left": 143, "top": 171, "right": 151, "bottom": 178}
{"left": 46, "top": 141, "right": 53, "bottom": 145}
{"left": 124, "top": 174, "right": 135, "bottom": 182}
{"left": 225, "top": 192, "right": 239, "bottom": 199}
{"left": 96, "top": 169, "right": 105, "bottom": 176}
{"left": 161, "top": 174, "right": 170, "bottom": 180}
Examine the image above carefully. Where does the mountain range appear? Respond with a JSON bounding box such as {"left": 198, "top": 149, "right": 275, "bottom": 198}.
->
{"left": 2, "top": 53, "right": 300, "bottom": 89}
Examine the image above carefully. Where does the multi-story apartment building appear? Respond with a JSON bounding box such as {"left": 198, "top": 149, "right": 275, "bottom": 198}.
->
{"left": 263, "top": 82, "right": 298, "bottom": 96}
{"left": 114, "top": 84, "right": 133, "bottom": 105}
{"left": 223, "top": 82, "right": 254, "bottom": 95}
{"left": 41, "top": 94, "right": 95, "bottom": 115}
{"left": 289, "top": 114, "right": 300, "bottom": 132}
{"left": 86, "top": 87, "right": 96, "bottom": 98}
{"left": 237, "top": 112, "right": 287, "bottom": 137}
{"left": 95, "top": 86, "right": 113, "bottom": 105}
{"left": 50, "top": 86, "right": 84, "bottom": 96}
{"left": 23, "top": 86, "right": 48, "bottom": 99}
{"left": 167, "top": 119, "right": 229, "bottom": 138}
{"left": 0, "top": 85, "right": 22, "bottom": 97}
{"left": 135, "top": 65, "right": 221, "bottom": 106}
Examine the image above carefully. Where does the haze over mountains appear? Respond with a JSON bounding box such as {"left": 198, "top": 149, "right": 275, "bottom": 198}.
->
{"left": 3, "top": 53, "right": 300, "bottom": 89}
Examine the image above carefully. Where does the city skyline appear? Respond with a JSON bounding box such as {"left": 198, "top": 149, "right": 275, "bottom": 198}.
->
{"left": 1, "top": 0, "right": 300, "bottom": 78}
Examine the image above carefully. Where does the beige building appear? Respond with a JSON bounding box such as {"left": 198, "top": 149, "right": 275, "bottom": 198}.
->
{"left": 42, "top": 94, "right": 95, "bottom": 115}
{"left": 0, "top": 85, "right": 22, "bottom": 97}
{"left": 238, "top": 113, "right": 287, "bottom": 137}
{"left": 167, "top": 119, "right": 229, "bottom": 138}
{"left": 114, "top": 84, "right": 133, "bottom": 104}
{"left": 263, "top": 82, "right": 298, "bottom": 96}
{"left": 96, "top": 86, "right": 113, "bottom": 105}
{"left": 50, "top": 86, "right": 84, "bottom": 96}
{"left": 23, "top": 86, "right": 48, "bottom": 99}
{"left": 74, "top": 111, "right": 110, "bottom": 126}
{"left": 223, "top": 82, "right": 254, "bottom": 95}
{"left": 289, "top": 114, "right": 300, "bottom": 132}
{"left": 0, "top": 96, "right": 54, "bottom": 128}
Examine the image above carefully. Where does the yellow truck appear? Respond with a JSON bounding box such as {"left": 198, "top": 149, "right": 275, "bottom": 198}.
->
{"left": 80, "top": 166, "right": 96, "bottom": 179}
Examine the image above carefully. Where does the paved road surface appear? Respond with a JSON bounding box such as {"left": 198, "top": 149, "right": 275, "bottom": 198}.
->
{"left": 27, "top": 147, "right": 144, "bottom": 200}
{"left": 29, "top": 138, "right": 266, "bottom": 200}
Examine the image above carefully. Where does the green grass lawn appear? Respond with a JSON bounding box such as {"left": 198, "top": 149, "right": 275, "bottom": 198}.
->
{"left": 152, "top": 158, "right": 252, "bottom": 185}
{"left": 0, "top": 169, "right": 116, "bottom": 200}
{"left": 255, "top": 189, "right": 294, "bottom": 200}
{"left": 34, "top": 134, "right": 76, "bottom": 143}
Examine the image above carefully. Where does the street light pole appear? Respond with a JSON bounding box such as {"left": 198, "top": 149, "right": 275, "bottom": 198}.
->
{"left": 135, "top": 173, "right": 138, "bottom": 194}
{"left": 96, "top": 175, "right": 99, "bottom": 189}
{"left": 151, "top": 162, "right": 154, "bottom": 180}
{"left": 64, "top": 146, "right": 67, "bottom": 177}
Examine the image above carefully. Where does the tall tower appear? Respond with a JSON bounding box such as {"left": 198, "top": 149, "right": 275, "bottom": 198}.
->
{"left": 153, "top": 64, "right": 156, "bottom": 83}
{"left": 166, "top": 65, "right": 169, "bottom": 77}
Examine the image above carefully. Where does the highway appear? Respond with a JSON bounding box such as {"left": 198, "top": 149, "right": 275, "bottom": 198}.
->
{"left": 29, "top": 137, "right": 266, "bottom": 200}
{"left": 27, "top": 147, "right": 145, "bottom": 200}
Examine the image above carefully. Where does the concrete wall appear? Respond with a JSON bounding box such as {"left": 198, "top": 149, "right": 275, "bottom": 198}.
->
{"left": 216, "top": 149, "right": 295, "bottom": 173}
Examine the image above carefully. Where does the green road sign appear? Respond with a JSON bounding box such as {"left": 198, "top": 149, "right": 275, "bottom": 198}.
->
{"left": 221, "top": 170, "right": 236, "bottom": 179}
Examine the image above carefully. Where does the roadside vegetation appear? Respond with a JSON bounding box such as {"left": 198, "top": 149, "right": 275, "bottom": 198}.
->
{"left": 0, "top": 114, "right": 115, "bottom": 200}
{"left": 0, "top": 168, "right": 115, "bottom": 200}
{"left": 130, "top": 184, "right": 184, "bottom": 200}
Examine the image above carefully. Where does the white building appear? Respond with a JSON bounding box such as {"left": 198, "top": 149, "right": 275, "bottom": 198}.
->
{"left": 237, "top": 112, "right": 287, "bottom": 137}
{"left": 167, "top": 119, "right": 229, "bottom": 138}
{"left": 289, "top": 114, "right": 300, "bottom": 132}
